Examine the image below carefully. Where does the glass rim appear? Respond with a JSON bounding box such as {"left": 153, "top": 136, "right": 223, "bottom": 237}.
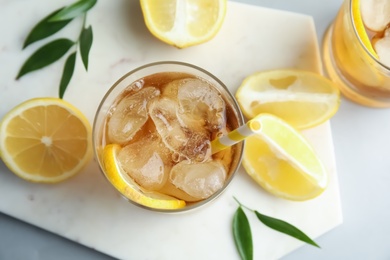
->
{"left": 349, "top": 0, "right": 390, "bottom": 71}
{"left": 92, "top": 60, "right": 245, "bottom": 213}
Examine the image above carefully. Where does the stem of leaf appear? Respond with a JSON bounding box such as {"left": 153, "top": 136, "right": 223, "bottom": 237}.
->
{"left": 233, "top": 197, "right": 254, "bottom": 212}
{"left": 82, "top": 13, "right": 86, "bottom": 28}
{"left": 77, "top": 13, "right": 87, "bottom": 44}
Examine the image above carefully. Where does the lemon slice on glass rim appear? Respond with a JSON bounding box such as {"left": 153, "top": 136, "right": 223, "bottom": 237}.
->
{"left": 0, "top": 98, "right": 92, "bottom": 183}
{"left": 102, "top": 144, "right": 186, "bottom": 210}
{"left": 242, "top": 114, "right": 328, "bottom": 201}
{"left": 140, "top": 0, "right": 227, "bottom": 48}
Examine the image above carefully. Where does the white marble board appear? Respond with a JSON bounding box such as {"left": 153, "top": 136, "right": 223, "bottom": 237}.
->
{"left": 0, "top": 0, "right": 342, "bottom": 259}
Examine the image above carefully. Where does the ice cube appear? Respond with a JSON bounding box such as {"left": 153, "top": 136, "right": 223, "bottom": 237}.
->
{"left": 170, "top": 160, "right": 227, "bottom": 200}
{"left": 149, "top": 97, "right": 211, "bottom": 162}
{"left": 177, "top": 78, "right": 226, "bottom": 131}
{"left": 117, "top": 135, "right": 171, "bottom": 191}
{"left": 361, "top": 0, "right": 390, "bottom": 32}
{"left": 213, "top": 146, "right": 233, "bottom": 171}
{"left": 108, "top": 87, "right": 160, "bottom": 144}
{"left": 374, "top": 28, "right": 390, "bottom": 67}
{"left": 162, "top": 78, "right": 180, "bottom": 99}
{"left": 159, "top": 181, "right": 201, "bottom": 202}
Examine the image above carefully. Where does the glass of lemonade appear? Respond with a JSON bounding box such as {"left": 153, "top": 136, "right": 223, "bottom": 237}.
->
{"left": 323, "top": 0, "right": 390, "bottom": 107}
{"left": 93, "top": 61, "right": 244, "bottom": 212}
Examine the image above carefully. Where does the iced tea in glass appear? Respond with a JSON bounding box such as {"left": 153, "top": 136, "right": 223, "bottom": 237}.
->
{"left": 323, "top": 0, "right": 390, "bottom": 107}
{"left": 93, "top": 62, "right": 244, "bottom": 212}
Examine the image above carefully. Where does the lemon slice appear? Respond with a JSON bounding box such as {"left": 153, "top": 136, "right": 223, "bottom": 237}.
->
{"left": 242, "top": 114, "right": 328, "bottom": 201}
{"left": 0, "top": 98, "right": 92, "bottom": 183}
{"left": 140, "top": 0, "right": 227, "bottom": 48}
{"left": 236, "top": 69, "right": 340, "bottom": 129}
{"left": 102, "top": 144, "right": 186, "bottom": 210}
{"left": 352, "top": 0, "right": 378, "bottom": 58}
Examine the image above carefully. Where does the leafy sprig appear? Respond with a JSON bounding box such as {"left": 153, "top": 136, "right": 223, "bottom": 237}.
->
{"left": 232, "top": 197, "right": 320, "bottom": 260}
{"left": 16, "top": 0, "right": 97, "bottom": 98}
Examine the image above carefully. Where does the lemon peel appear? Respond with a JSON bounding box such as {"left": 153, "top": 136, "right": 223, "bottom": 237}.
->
{"left": 102, "top": 144, "right": 186, "bottom": 210}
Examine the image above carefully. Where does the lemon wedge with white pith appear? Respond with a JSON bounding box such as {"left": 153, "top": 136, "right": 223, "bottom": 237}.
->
{"left": 140, "top": 0, "right": 227, "bottom": 48}
{"left": 236, "top": 69, "right": 340, "bottom": 129}
{"left": 102, "top": 144, "right": 186, "bottom": 210}
{"left": 0, "top": 98, "right": 92, "bottom": 183}
{"left": 242, "top": 114, "right": 328, "bottom": 201}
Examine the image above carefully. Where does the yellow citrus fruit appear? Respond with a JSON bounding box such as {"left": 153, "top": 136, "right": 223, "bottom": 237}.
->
{"left": 102, "top": 144, "right": 186, "bottom": 210}
{"left": 235, "top": 69, "right": 340, "bottom": 129}
{"left": 140, "top": 0, "right": 227, "bottom": 48}
{"left": 242, "top": 114, "right": 328, "bottom": 201}
{"left": 352, "top": 0, "right": 378, "bottom": 58}
{"left": 0, "top": 98, "right": 92, "bottom": 183}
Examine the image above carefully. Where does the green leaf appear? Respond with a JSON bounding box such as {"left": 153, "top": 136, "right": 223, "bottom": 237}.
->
{"left": 49, "top": 0, "right": 97, "bottom": 21}
{"left": 79, "top": 26, "right": 93, "bottom": 70}
{"left": 59, "top": 52, "right": 76, "bottom": 98}
{"left": 23, "top": 8, "right": 73, "bottom": 49}
{"left": 233, "top": 207, "right": 253, "bottom": 260}
{"left": 254, "top": 211, "right": 320, "bottom": 248}
{"left": 16, "top": 38, "right": 74, "bottom": 79}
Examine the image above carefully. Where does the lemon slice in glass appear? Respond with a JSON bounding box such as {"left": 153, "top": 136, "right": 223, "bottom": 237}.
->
{"left": 353, "top": 0, "right": 378, "bottom": 58}
{"left": 236, "top": 69, "right": 340, "bottom": 129}
{"left": 140, "top": 0, "right": 227, "bottom": 48}
{"left": 0, "top": 98, "right": 92, "bottom": 183}
{"left": 242, "top": 114, "right": 328, "bottom": 201}
{"left": 102, "top": 144, "right": 186, "bottom": 210}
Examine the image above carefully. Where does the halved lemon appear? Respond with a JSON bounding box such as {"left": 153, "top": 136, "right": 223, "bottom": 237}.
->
{"left": 140, "top": 0, "right": 227, "bottom": 48}
{"left": 242, "top": 114, "right": 328, "bottom": 201}
{"left": 236, "top": 69, "right": 340, "bottom": 129}
{"left": 0, "top": 98, "right": 92, "bottom": 183}
{"left": 102, "top": 144, "right": 186, "bottom": 210}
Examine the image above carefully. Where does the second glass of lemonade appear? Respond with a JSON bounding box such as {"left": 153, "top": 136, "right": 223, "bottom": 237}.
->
{"left": 323, "top": 0, "right": 390, "bottom": 107}
{"left": 93, "top": 61, "right": 244, "bottom": 212}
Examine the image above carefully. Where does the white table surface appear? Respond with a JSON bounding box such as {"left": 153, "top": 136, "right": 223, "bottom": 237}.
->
{"left": 0, "top": 0, "right": 389, "bottom": 260}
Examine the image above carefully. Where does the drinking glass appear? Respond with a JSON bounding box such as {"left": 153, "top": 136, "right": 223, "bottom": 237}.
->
{"left": 323, "top": 0, "right": 390, "bottom": 107}
{"left": 93, "top": 61, "right": 244, "bottom": 212}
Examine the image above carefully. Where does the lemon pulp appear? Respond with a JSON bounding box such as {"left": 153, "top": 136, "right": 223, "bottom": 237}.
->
{"left": 236, "top": 69, "right": 340, "bottom": 129}
{"left": 241, "top": 114, "right": 328, "bottom": 201}
{"left": 0, "top": 98, "right": 92, "bottom": 183}
{"left": 140, "top": 0, "right": 227, "bottom": 48}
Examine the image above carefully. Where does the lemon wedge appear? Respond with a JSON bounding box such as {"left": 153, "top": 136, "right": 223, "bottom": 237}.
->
{"left": 242, "top": 114, "right": 328, "bottom": 201}
{"left": 140, "top": 0, "right": 227, "bottom": 48}
{"left": 236, "top": 69, "right": 340, "bottom": 129}
{"left": 0, "top": 98, "right": 92, "bottom": 183}
{"left": 102, "top": 144, "right": 186, "bottom": 210}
